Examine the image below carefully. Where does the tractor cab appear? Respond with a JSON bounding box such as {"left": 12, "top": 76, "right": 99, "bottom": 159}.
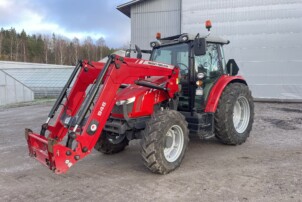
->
{"left": 149, "top": 33, "right": 231, "bottom": 113}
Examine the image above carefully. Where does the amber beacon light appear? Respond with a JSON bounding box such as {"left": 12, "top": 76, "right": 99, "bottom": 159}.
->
{"left": 205, "top": 20, "right": 212, "bottom": 31}
{"left": 156, "top": 32, "right": 161, "bottom": 39}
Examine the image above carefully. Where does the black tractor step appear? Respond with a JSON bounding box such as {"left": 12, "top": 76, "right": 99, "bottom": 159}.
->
{"left": 180, "top": 111, "right": 214, "bottom": 139}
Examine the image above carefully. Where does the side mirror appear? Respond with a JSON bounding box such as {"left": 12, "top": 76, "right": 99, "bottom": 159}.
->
{"left": 226, "top": 59, "right": 239, "bottom": 76}
{"left": 194, "top": 38, "right": 207, "bottom": 56}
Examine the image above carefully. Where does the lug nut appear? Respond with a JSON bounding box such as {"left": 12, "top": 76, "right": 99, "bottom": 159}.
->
{"left": 82, "top": 147, "right": 88, "bottom": 153}
{"left": 66, "top": 150, "right": 72, "bottom": 156}
{"left": 74, "top": 155, "right": 80, "bottom": 161}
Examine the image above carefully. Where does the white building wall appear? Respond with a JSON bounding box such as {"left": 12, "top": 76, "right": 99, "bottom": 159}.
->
{"left": 0, "top": 61, "right": 73, "bottom": 98}
{"left": 131, "top": 0, "right": 181, "bottom": 50}
{"left": 0, "top": 70, "right": 34, "bottom": 106}
{"left": 181, "top": 0, "right": 302, "bottom": 100}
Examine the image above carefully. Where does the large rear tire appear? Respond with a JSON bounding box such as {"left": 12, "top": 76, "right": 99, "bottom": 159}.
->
{"left": 94, "top": 131, "right": 129, "bottom": 154}
{"left": 214, "top": 83, "right": 254, "bottom": 145}
{"left": 141, "top": 109, "right": 189, "bottom": 174}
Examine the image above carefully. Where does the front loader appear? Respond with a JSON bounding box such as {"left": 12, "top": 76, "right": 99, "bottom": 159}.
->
{"left": 26, "top": 21, "right": 254, "bottom": 174}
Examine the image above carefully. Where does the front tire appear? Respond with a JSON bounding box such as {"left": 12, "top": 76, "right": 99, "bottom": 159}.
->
{"left": 141, "top": 109, "right": 189, "bottom": 174}
{"left": 94, "top": 131, "right": 129, "bottom": 154}
{"left": 214, "top": 83, "right": 254, "bottom": 145}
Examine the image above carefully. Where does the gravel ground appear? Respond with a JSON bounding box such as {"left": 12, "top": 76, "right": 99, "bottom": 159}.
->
{"left": 0, "top": 102, "right": 301, "bottom": 202}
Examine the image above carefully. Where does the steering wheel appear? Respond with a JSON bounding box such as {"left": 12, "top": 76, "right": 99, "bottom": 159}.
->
{"left": 177, "top": 62, "right": 188, "bottom": 70}
{"left": 177, "top": 62, "right": 189, "bottom": 76}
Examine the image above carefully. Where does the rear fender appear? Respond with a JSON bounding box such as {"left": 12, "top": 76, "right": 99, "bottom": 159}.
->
{"left": 205, "top": 75, "right": 247, "bottom": 113}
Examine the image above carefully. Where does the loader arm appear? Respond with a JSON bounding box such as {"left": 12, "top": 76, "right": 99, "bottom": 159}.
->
{"left": 25, "top": 54, "right": 179, "bottom": 174}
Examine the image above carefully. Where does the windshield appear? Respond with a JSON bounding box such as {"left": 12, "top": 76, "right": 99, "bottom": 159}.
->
{"left": 150, "top": 43, "right": 189, "bottom": 70}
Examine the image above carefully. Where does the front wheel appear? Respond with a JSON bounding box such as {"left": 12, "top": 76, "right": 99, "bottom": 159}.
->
{"left": 94, "top": 131, "right": 129, "bottom": 154}
{"left": 141, "top": 109, "right": 189, "bottom": 174}
{"left": 215, "top": 83, "right": 254, "bottom": 145}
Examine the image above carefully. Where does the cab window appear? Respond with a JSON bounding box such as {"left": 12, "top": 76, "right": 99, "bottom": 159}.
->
{"left": 151, "top": 43, "right": 188, "bottom": 67}
{"left": 195, "top": 43, "right": 221, "bottom": 78}
{"left": 151, "top": 43, "right": 189, "bottom": 80}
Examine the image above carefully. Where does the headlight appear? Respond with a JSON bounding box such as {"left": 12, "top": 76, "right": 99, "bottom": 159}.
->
{"left": 150, "top": 41, "right": 160, "bottom": 48}
{"left": 116, "top": 97, "right": 136, "bottom": 106}
{"left": 150, "top": 42, "right": 156, "bottom": 47}
{"left": 197, "top": 72, "right": 205, "bottom": 79}
{"left": 178, "top": 34, "right": 189, "bottom": 42}
{"left": 116, "top": 100, "right": 126, "bottom": 106}
{"left": 182, "top": 36, "right": 188, "bottom": 41}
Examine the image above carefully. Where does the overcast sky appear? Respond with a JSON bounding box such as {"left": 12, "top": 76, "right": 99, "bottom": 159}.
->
{"left": 0, "top": 0, "right": 130, "bottom": 48}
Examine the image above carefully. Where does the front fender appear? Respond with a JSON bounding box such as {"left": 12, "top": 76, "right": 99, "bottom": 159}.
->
{"left": 205, "top": 75, "right": 247, "bottom": 113}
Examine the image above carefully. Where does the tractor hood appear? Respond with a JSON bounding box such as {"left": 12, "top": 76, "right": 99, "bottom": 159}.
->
{"left": 116, "top": 76, "right": 168, "bottom": 101}
{"left": 112, "top": 76, "right": 172, "bottom": 118}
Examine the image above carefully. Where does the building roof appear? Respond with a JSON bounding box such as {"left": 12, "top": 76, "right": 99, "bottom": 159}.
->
{"left": 0, "top": 61, "right": 73, "bottom": 69}
{"left": 117, "top": 0, "right": 148, "bottom": 17}
{"left": 3, "top": 68, "right": 73, "bottom": 88}
{"left": 0, "top": 61, "right": 74, "bottom": 95}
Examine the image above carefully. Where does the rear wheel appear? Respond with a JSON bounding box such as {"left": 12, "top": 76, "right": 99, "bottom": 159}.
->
{"left": 214, "top": 83, "right": 254, "bottom": 145}
{"left": 94, "top": 131, "right": 129, "bottom": 154}
{"left": 141, "top": 109, "right": 189, "bottom": 174}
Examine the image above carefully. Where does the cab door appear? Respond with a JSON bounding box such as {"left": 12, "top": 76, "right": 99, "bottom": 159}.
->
{"left": 194, "top": 43, "right": 224, "bottom": 111}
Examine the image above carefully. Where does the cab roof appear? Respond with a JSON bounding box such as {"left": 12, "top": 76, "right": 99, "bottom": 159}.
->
{"left": 159, "top": 34, "right": 230, "bottom": 45}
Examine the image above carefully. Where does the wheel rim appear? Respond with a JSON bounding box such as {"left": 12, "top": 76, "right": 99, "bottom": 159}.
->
{"left": 164, "top": 125, "right": 184, "bottom": 163}
{"left": 233, "top": 96, "right": 251, "bottom": 133}
{"left": 107, "top": 132, "right": 126, "bottom": 144}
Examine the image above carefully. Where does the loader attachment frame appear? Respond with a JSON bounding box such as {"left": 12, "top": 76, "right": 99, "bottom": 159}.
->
{"left": 40, "top": 60, "right": 83, "bottom": 136}
{"left": 25, "top": 54, "right": 179, "bottom": 174}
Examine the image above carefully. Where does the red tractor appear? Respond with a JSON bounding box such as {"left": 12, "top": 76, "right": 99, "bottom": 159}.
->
{"left": 25, "top": 22, "right": 254, "bottom": 174}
